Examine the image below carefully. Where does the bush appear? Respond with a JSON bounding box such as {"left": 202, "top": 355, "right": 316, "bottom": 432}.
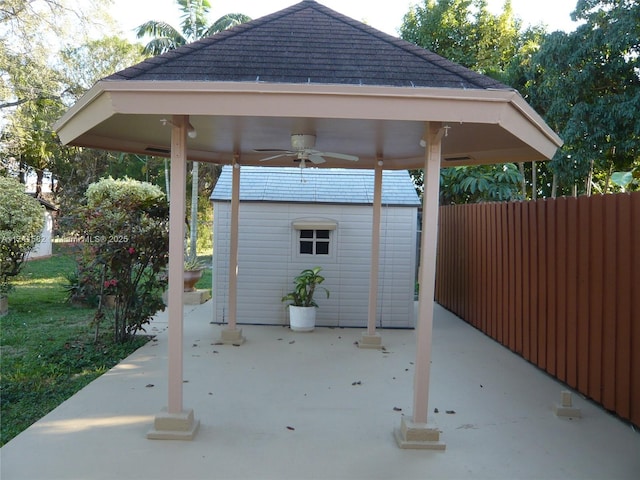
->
{"left": 0, "top": 177, "right": 44, "bottom": 296}
{"left": 70, "top": 177, "right": 169, "bottom": 343}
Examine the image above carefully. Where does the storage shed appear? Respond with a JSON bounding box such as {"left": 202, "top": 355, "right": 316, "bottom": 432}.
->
{"left": 211, "top": 166, "right": 420, "bottom": 328}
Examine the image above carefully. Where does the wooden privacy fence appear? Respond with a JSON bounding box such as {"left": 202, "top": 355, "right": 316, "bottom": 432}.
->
{"left": 435, "top": 192, "right": 640, "bottom": 427}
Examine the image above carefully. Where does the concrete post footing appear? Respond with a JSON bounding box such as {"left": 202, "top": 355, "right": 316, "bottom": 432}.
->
{"left": 358, "top": 332, "right": 383, "bottom": 349}
{"left": 147, "top": 408, "right": 200, "bottom": 440}
{"left": 183, "top": 289, "right": 211, "bottom": 305}
{"left": 394, "top": 416, "right": 446, "bottom": 450}
{"left": 553, "top": 390, "right": 582, "bottom": 418}
{"left": 219, "top": 327, "right": 246, "bottom": 345}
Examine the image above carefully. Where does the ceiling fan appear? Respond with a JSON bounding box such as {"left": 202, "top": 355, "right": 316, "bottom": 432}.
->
{"left": 255, "top": 134, "right": 359, "bottom": 168}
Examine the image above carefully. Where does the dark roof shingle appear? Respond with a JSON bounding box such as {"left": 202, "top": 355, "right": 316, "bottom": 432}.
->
{"left": 108, "top": 0, "right": 509, "bottom": 90}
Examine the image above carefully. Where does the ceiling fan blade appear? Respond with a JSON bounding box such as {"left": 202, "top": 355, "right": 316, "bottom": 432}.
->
{"left": 316, "top": 152, "right": 359, "bottom": 161}
{"left": 259, "top": 153, "right": 290, "bottom": 162}
{"left": 309, "top": 154, "right": 326, "bottom": 164}
{"left": 254, "top": 148, "right": 292, "bottom": 153}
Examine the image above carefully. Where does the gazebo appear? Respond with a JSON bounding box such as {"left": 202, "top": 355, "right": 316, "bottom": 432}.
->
{"left": 54, "top": 0, "right": 562, "bottom": 448}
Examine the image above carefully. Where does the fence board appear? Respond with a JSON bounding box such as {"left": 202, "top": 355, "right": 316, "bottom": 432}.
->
{"left": 480, "top": 205, "right": 488, "bottom": 332}
{"left": 472, "top": 205, "right": 479, "bottom": 327}
{"left": 501, "top": 204, "right": 509, "bottom": 347}
{"left": 508, "top": 203, "right": 517, "bottom": 351}
{"left": 615, "top": 195, "right": 632, "bottom": 419}
{"left": 522, "top": 202, "right": 531, "bottom": 360}
{"left": 451, "top": 208, "right": 465, "bottom": 314}
{"left": 514, "top": 203, "right": 523, "bottom": 354}
{"left": 555, "top": 198, "right": 568, "bottom": 383}
{"left": 537, "top": 200, "right": 547, "bottom": 371}
{"left": 602, "top": 194, "right": 618, "bottom": 411}
{"left": 529, "top": 201, "right": 539, "bottom": 364}
{"left": 631, "top": 193, "right": 640, "bottom": 427}
{"left": 546, "top": 199, "right": 557, "bottom": 377}
{"left": 490, "top": 203, "right": 499, "bottom": 341}
{"left": 462, "top": 206, "right": 471, "bottom": 320}
{"left": 576, "top": 195, "right": 590, "bottom": 394}
{"left": 566, "top": 197, "right": 578, "bottom": 389}
{"left": 588, "top": 195, "right": 604, "bottom": 403}
{"left": 434, "top": 192, "right": 639, "bottom": 427}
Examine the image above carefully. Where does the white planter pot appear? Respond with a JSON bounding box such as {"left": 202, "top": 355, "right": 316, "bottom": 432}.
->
{"left": 289, "top": 305, "right": 316, "bottom": 332}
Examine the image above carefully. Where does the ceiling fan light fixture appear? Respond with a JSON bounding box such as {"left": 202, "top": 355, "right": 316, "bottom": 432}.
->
{"left": 291, "top": 134, "right": 316, "bottom": 150}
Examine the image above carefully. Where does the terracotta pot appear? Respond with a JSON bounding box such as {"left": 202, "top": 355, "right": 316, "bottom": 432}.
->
{"left": 103, "top": 294, "right": 117, "bottom": 309}
{"left": 183, "top": 269, "right": 203, "bottom": 292}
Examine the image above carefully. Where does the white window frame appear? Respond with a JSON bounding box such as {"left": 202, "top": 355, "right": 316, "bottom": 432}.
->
{"left": 292, "top": 219, "right": 337, "bottom": 260}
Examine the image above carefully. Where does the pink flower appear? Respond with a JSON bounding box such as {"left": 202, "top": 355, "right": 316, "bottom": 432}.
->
{"left": 128, "top": 247, "right": 135, "bottom": 255}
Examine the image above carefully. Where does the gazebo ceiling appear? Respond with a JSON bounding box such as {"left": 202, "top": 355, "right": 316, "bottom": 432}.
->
{"left": 54, "top": 0, "right": 562, "bottom": 169}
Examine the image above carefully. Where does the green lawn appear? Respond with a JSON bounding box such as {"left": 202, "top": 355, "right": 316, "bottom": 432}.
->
{"left": 0, "top": 249, "right": 150, "bottom": 446}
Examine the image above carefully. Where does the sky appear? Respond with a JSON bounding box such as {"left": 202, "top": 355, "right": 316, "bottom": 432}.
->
{"left": 108, "top": 0, "right": 582, "bottom": 42}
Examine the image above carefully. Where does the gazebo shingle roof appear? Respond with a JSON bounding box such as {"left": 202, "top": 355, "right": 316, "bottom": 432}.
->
{"left": 108, "top": 0, "right": 509, "bottom": 90}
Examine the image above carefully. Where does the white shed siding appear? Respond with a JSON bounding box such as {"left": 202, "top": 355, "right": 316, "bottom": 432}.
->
{"left": 212, "top": 201, "right": 417, "bottom": 328}
{"left": 28, "top": 210, "right": 53, "bottom": 259}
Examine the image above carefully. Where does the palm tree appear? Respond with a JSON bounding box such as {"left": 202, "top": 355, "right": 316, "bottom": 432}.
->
{"left": 135, "top": 0, "right": 251, "bottom": 55}
{"left": 136, "top": 0, "right": 250, "bottom": 261}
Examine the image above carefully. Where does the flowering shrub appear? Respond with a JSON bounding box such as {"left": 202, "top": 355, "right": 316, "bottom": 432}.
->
{"left": 70, "top": 177, "right": 169, "bottom": 343}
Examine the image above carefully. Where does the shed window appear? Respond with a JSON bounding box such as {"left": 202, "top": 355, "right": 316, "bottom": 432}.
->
{"left": 299, "top": 229, "right": 330, "bottom": 255}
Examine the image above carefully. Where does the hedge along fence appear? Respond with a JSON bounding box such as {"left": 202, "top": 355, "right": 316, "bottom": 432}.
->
{"left": 434, "top": 192, "right": 640, "bottom": 427}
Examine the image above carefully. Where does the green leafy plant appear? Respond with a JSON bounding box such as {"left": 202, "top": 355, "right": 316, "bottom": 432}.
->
{"left": 184, "top": 257, "right": 205, "bottom": 271}
{"left": 281, "top": 267, "right": 329, "bottom": 308}
{"left": 68, "top": 177, "right": 169, "bottom": 343}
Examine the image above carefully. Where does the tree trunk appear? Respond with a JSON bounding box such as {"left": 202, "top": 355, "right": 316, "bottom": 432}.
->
{"left": 35, "top": 169, "right": 44, "bottom": 198}
{"left": 19, "top": 159, "right": 26, "bottom": 184}
{"left": 164, "top": 158, "right": 170, "bottom": 197}
{"left": 519, "top": 162, "right": 526, "bottom": 198}
{"left": 532, "top": 161, "right": 537, "bottom": 200}
{"left": 603, "top": 161, "right": 614, "bottom": 193}
{"left": 189, "top": 161, "right": 199, "bottom": 261}
{"left": 586, "top": 158, "right": 594, "bottom": 197}
{"left": 551, "top": 173, "right": 558, "bottom": 199}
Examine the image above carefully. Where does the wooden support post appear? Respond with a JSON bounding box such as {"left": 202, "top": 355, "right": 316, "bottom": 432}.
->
{"left": 148, "top": 115, "right": 199, "bottom": 440}
{"left": 395, "top": 122, "right": 445, "bottom": 450}
{"left": 219, "top": 158, "right": 245, "bottom": 345}
{"left": 360, "top": 160, "right": 384, "bottom": 349}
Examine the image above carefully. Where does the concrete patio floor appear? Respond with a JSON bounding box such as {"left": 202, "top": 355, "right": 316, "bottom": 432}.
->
{"left": 1, "top": 302, "right": 638, "bottom": 480}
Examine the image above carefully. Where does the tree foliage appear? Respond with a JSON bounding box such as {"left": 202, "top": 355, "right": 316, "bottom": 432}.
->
{"left": 401, "top": 0, "right": 534, "bottom": 202}
{"left": 135, "top": 0, "right": 251, "bottom": 55}
{"left": 0, "top": 176, "right": 44, "bottom": 295}
{"left": 439, "top": 164, "right": 523, "bottom": 204}
{"left": 0, "top": 1, "right": 150, "bottom": 202}
{"left": 400, "top": 0, "right": 532, "bottom": 79}
{"left": 402, "top": 0, "right": 640, "bottom": 199}
{"left": 522, "top": 0, "right": 640, "bottom": 194}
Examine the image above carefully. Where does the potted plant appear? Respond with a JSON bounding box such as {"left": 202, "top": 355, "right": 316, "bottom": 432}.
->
{"left": 183, "top": 257, "right": 205, "bottom": 292}
{"left": 281, "top": 266, "right": 329, "bottom": 332}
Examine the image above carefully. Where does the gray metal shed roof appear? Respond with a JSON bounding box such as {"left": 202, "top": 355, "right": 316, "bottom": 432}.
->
{"left": 210, "top": 167, "right": 420, "bottom": 206}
